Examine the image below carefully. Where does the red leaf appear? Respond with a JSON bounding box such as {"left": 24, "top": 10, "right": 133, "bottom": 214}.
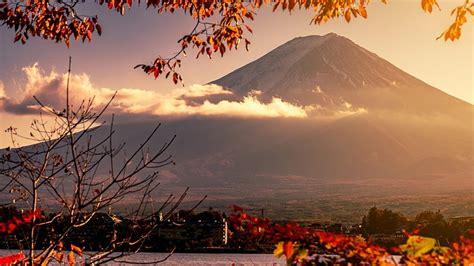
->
{"left": 96, "top": 24, "right": 102, "bottom": 36}
{"left": 283, "top": 241, "right": 294, "bottom": 258}
{"left": 86, "top": 31, "right": 92, "bottom": 41}
{"left": 153, "top": 67, "right": 160, "bottom": 79}
{"left": 0, "top": 253, "right": 24, "bottom": 264}
{"left": 172, "top": 73, "right": 179, "bottom": 84}
{"left": 244, "top": 24, "right": 253, "bottom": 33}
{"left": 7, "top": 223, "right": 17, "bottom": 234}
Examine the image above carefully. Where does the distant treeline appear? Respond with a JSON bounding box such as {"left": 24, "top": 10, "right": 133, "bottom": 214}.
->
{"left": 360, "top": 207, "right": 474, "bottom": 247}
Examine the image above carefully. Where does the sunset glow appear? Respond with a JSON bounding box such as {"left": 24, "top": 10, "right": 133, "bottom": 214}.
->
{"left": 0, "top": 1, "right": 473, "bottom": 264}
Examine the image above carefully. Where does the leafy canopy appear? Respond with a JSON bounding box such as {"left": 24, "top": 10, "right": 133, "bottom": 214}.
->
{"left": 1, "top": 0, "right": 472, "bottom": 83}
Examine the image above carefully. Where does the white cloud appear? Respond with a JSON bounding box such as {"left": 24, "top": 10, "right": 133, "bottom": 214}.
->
{"left": 148, "top": 95, "right": 308, "bottom": 118}
{"left": 305, "top": 103, "right": 367, "bottom": 118}
{"left": 0, "top": 64, "right": 309, "bottom": 118}
{"left": 0, "top": 63, "right": 366, "bottom": 119}
{"left": 177, "top": 84, "right": 232, "bottom": 98}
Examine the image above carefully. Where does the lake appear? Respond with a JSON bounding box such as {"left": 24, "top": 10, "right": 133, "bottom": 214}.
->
{"left": 0, "top": 250, "right": 285, "bottom": 265}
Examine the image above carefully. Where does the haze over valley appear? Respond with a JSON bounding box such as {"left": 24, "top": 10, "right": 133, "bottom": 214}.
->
{"left": 1, "top": 34, "right": 472, "bottom": 222}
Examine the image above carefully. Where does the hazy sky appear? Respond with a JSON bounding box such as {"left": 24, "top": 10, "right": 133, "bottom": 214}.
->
{"left": 0, "top": 0, "right": 472, "bottom": 147}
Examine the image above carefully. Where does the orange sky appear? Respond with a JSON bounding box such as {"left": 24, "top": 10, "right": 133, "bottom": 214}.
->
{"left": 0, "top": 0, "right": 472, "bottom": 148}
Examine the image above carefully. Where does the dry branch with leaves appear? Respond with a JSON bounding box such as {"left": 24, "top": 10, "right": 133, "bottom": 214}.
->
{"left": 0, "top": 58, "right": 199, "bottom": 265}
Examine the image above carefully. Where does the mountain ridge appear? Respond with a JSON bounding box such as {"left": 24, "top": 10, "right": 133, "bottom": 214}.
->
{"left": 212, "top": 33, "right": 472, "bottom": 118}
{"left": 1, "top": 34, "right": 472, "bottom": 221}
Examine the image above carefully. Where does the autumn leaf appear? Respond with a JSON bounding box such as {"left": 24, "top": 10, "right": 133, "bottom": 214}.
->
{"left": 96, "top": 24, "right": 102, "bottom": 36}
{"left": 244, "top": 24, "right": 253, "bottom": 34}
{"left": 344, "top": 9, "right": 351, "bottom": 22}
{"left": 359, "top": 6, "right": 368, "bottom": 18}
{"left": 53, "top": 251, "right": 64, "bottom": 263}
{"left": 400, "top": 235, "right": 437, "bottom": 256}
{"left": 283, "top": 241, "right": 294, "bottom": 258}
{"left": 153, "top": 67, "right": 160, "bottom": 79}
{"left": 108, "top": 0, "right": 115, "bottom": 10}
{"left": 172, "top": 73, "right": 179, "bottom": 84}
{"left": 86, "top": 31, "right": 92, "bottom": 41}
{"left": 0, "top": 253, "right": 25, "bottom": 265}
{"left": 229, "top": 207, "right": 474, "bottom": 265}
{"left": 295, "top": 248, "right": 308, "bottom": 261}
{"left": 273, "top": 241, "right": 285, "bottom": 258}
{"left": 71, "top": 244, "right": 83, "bottom": 256}
{"left": 67, "top": 251, "right": 75, "bottom": 266}
{"left": 421, "top": 0, "right": 440, "bottom": 13}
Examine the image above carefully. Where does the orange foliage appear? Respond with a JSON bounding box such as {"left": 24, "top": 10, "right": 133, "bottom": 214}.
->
{"left": 33, "top": 243, "right": 83, "bottom": 265}
{"left": 0, "top": 209, "right": 85, "bottom": 265}
{"left": 228, "top": 206, "right": 474, "bottom": 265}
{"left": 0, "top": 252, "right": 24, "bottom": 265}
{"left": 0, "top": 0, "right": 472, "bottom": 82}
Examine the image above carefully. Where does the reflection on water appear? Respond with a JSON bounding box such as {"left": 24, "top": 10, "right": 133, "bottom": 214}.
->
{"left": 0, "top": 250, "right": 284, "bottom": 265}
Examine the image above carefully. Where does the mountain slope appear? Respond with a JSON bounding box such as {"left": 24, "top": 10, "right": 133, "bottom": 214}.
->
{"left": 1, "top": 34, "right": 472, "bottom": 221}
{"left": 212, "top": 33, "right": 471, "bottom": 118}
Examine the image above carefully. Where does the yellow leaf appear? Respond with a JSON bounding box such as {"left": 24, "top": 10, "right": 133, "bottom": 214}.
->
{"left": 296, "top": 248, "right": 308, "bottom": 260}
{"left": 400, "top": 236, "right": 437, "bottom": 257}
{"left": 274, "top": 241, "right": 284, "bottom": 258}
